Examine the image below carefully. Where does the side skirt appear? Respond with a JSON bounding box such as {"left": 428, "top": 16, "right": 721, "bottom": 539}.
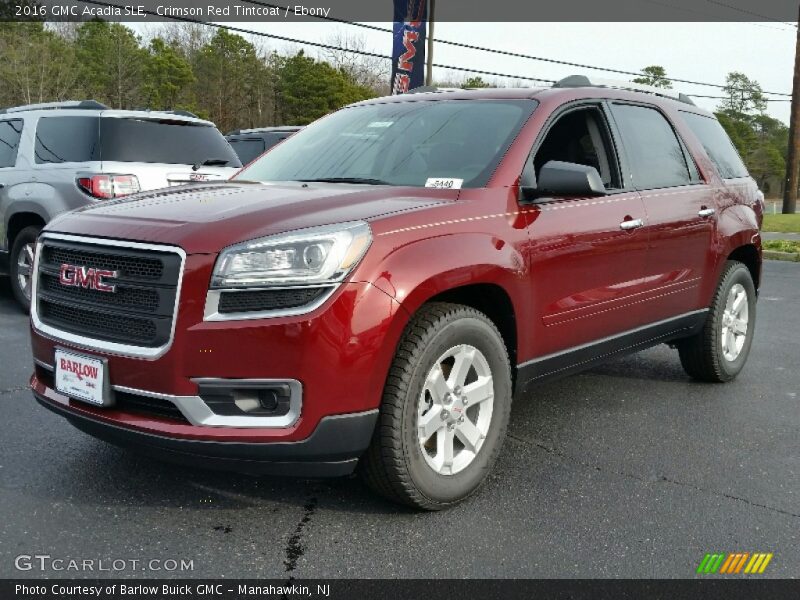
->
{"left": 516, "top": 310, "right": 708, "bottom": 389}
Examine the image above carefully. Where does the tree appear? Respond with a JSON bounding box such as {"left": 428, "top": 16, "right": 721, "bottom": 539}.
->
{"left": 464, "top": 76, "right": 490, "bottom": 88}
{"left": 143, "top": 38, "right": 195, "bottom": 111}
{"left": 193, "top": 29, "right": 270, "bottom": 131}
{"left": 719, "top": 71, "right": 767, "bottom": 116}
{"left": 747, "top": 143, "right": 785, "bottom": 192}
{"left": 75, "top": 20, "right": 148, "bottom": 108}
{"left": 0, "top": 22, "right": 79, "bottom": 106}
{"left": 276, "top": 50, "right": 374, "bottom": 125}
{"left": 632, "top": 65, "right": 672, "bottom": 89}
{"left": 322, "top": 31, "right": 387, "bottom": 94}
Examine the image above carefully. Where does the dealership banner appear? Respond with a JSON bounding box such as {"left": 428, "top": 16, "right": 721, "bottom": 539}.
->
{"left": 390, "top": 0, "right": 428, "bottom": 94}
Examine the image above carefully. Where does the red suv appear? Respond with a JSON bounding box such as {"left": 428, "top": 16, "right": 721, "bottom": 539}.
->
{"left": 29, "top": 77, "right": 763, "bottom": 510}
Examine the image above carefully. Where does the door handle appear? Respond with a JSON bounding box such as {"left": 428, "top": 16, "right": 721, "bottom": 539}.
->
{"left": 619, "top": 218, "right": 644, "bottom": 231}
{"left": 698, "top": 208, "right": 715, "bottom": 217}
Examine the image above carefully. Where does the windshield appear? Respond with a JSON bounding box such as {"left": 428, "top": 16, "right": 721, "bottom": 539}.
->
{"left": 99, "top": 118, "right": 242, "bottom": 167}
{"left": 235, "top": 99, "right": 537, "bottom": 188}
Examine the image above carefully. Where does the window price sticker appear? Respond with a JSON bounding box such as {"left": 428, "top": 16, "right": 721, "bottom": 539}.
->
{"left": 425, "top": 178, "right": 463, "bottom": 189}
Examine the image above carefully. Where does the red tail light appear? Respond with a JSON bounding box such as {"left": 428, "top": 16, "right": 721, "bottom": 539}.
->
{"left": 76, "top": 174, "right": 140, "bottom": 199}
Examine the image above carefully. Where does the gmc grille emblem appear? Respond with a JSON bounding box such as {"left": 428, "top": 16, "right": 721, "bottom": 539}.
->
{"left": 59, "top": 264, "right": 119, "bottom": 293}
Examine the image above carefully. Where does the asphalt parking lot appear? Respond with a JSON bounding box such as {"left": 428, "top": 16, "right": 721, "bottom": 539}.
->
{"left": 0, "top": 261, "right": 798, "bottom": 579}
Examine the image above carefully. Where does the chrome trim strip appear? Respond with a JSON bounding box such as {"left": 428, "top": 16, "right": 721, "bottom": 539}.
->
{"left": 34, "top": 358, "right": 54, "bottom": 371}
{"left": 31, "top": 233, "right": 186, "bottom": 360}
{"left": 203, "top": 284, "right": 338, "bottom": 322}
{"left": 112, "top": 379, "right": 302, "bottom": 428}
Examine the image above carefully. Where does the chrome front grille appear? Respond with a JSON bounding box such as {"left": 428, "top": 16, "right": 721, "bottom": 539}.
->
{"left": 32, "top": 234, "right": 185, "bottom": 359}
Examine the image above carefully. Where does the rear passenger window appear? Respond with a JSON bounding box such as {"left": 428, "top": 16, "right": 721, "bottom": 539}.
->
{"left": 0, "top": 119, "right": 23, "bottom": 168}
{"left": 35, "top": 116, "right": 99, "bottom": 163}
{"left": 681, "top": 112, "right": 749, "bottom": 179}
{"left": 611, "top": 104, "right": 691, "bottom": 189}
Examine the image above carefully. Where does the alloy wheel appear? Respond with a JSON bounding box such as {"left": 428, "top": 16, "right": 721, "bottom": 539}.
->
{"left": 417, "top": 344, "right": 495, "bottom": 475}
{"left": 721, "top": 283, "right": 749, "bottom": 362}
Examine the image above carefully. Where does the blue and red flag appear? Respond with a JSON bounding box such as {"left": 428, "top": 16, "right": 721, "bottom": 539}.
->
{"left": 391, "top": 0, "right": 428, "bottom": 94}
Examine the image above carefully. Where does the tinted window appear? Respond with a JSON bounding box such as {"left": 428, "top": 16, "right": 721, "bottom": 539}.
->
{"left": 681, "top": 112, "right": 749, "bottom": 179}
{"left": 237, "top": 100, "right": 537, "bottom": 188}
{"left": 0, "top": 119, "right": 23, "bottom": 168}
{"left": 99, "top": 118, "right": 241, "bottom": 167}
{"left": 534, "top": 108, "right": 620, "bottom": 189}
{"left": 228, "top": 138, "right": 266, "bottom": 165}
{"left": 611, "top": 104, "right": 691, "bottom": 189}
{"left": 35, "top": 116, "right": 99, "bottom": 163}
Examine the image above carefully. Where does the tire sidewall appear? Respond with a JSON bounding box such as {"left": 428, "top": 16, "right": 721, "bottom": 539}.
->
{"left": 10, "top": 225, "right": 40, "bottom": 311}
{"left": 713, "top": 264, "right": 756, "bottom": 379}
{"left": 400, "top": 314, "right": 511, "bottom": 506}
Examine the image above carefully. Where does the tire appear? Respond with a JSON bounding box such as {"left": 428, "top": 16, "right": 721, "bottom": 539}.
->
{"left": 9, "top": 225, "right": 41, "bottom": 312}
{"left": 677, "top": 260, "right": 756, "bottom": 383}
{"left": 360, "top": 302, "right": 512, "bottom": 510}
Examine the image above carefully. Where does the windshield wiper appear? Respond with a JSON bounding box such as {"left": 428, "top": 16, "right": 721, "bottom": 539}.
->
{"left": 297, "top": 177, "right": 390, "bottom": 186}
{"left": 192, "top": 158, "right": 230, "bottom": 171}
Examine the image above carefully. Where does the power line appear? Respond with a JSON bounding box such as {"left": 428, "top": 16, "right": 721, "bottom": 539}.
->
{"left": 640, "top": 0, "right": 797, "bottom": 33}
{"left": 703, "top": 0, "right": 798, "bottom": 28}
{"left": 690, "top": 94, "right": 791, "bottom": 102}
{"left": 80, "top": 1, "right": 554, "bottom": 85}
{"left": 75, "top": 1, "right": 791, "bottom": 104}
{"left": 240, "top": 0, "right": 793, "bottom": 97}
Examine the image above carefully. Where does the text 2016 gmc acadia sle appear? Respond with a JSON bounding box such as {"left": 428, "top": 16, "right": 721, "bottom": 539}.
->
{"left": 29, "top": 78, "right": 763, "bottom": 510}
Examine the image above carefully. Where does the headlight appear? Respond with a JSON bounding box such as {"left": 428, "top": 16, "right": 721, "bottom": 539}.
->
{"left": 211, "top": 221, "right": 372, "bottom": 288}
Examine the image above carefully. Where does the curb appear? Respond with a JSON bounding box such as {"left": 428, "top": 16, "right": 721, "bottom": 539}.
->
{"left": 763, "top": 251, "right": 800, "bottom": 262}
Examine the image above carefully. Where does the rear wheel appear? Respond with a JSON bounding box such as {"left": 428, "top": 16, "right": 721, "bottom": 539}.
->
{"left": 360, "top": 302, "right": 512, "bottom": 510}
{"left": 677, "top": 261, "right": 756, "bottom": 382}
{"left": 10, "top": 225, "right": 41, "bottom": 312}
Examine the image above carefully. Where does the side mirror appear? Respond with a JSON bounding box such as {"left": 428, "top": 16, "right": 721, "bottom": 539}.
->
{"left": 524, "top": 160, "right": 607, "bottom": 201}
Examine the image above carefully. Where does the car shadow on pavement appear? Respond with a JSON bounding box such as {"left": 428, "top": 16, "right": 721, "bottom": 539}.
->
{"left": 37, "top": 432, "right": 414, "bottom": 515}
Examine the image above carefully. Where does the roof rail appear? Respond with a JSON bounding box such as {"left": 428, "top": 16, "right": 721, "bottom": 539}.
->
{"left": 553, "top": 75, "right": 696, "bottom": 106}
{"left": 0, "top": 100, "right": 109, "bottom": 115}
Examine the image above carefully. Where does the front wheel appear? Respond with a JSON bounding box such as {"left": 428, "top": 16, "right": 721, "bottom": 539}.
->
{"left": 360, "top": 302, "right": 512, "bottom": 510}
{"left": 678, "top": 260, "right": 757, "bottom": 383}
{"left": 10, "top": 225, "right": 41, "bottom": 312}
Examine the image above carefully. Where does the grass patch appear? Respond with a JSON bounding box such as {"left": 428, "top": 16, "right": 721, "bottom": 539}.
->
{"left": 763, "top": 240, "right": 800, "bottom": 254}
{"left": 762, "top": 213, "right": 800, "bottom": 233}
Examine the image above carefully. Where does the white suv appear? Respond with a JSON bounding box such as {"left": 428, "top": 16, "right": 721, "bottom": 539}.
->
{"left": 0, "top": 100, "right": 241, "bottom": 309}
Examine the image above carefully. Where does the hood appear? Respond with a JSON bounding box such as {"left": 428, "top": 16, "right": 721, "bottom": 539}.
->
{"left": 46, "top": 182, "right": 453, "bottom": 254}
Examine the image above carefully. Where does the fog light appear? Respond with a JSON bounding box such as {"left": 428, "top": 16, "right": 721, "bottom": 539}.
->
{"left": 201, "top": 383, "right": 293, "bottom": 417}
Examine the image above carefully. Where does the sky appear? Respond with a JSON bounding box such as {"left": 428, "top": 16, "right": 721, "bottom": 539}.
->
{"left": 139, "top": 21, "right": 797, "bottom": 123}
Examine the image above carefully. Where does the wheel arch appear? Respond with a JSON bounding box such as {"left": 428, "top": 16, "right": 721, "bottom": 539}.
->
{"left": 6, "top": 209, "right": 46, "bottom": 250}
{"left": 363, "top": 233, "right": 528, "bottom": 397}
{"left": 726, "top": 243, "right": 761, "bottom": 291}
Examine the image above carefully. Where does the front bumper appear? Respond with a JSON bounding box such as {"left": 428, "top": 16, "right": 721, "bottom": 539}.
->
{"left": 33, "top": 379, "right": 378, "bottom": 477}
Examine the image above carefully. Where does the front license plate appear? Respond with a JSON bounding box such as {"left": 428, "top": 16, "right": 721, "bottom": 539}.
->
{"left": 54, "top": 349, "right": 112, "bottom": 407}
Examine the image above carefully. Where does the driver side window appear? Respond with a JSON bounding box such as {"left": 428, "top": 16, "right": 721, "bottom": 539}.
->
{"left": 533, "top": 107, "right": 621, "bottom": 190}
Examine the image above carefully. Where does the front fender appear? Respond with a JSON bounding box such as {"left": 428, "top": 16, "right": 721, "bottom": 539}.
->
{"left": 354, "top": 232, "right": 528, "bottom": 400}
{"left": 365, "top": 232, "right": 527, "bottom": 313}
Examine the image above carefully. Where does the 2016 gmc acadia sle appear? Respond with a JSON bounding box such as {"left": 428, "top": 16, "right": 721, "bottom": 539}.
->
{"left": 29, "top": 78, "right": 763, "bottom": 510}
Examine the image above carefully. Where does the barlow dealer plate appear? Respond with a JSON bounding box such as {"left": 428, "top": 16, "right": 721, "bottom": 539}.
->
{"left": 54, "top": 348, "right": 114, "bottom": 407}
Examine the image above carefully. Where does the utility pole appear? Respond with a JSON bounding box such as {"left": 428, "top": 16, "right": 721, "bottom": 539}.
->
{"left": 782, "top": 4, "right": 800, "bottom": 214}
{"left": 425, "top": 0, "right": 435, "bottom": 86}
